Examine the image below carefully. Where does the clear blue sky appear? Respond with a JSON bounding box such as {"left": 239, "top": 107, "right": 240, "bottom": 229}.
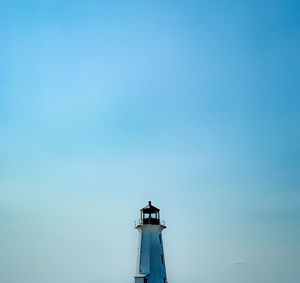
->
{"left": 0, "top": 1, "right": 299, "bottom": 283}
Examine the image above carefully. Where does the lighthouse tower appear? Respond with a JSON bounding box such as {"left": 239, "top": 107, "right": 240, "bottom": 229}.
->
{"left": 134, "top": 201, "right": 168, "bottom": 283}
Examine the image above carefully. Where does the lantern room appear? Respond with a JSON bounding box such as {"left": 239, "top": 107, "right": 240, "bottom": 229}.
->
{"left": 140, "top": 201, "right": 160, "bottom": 225}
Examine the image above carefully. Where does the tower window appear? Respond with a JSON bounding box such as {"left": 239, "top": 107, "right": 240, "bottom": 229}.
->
{"left": 161, "top": 255, "right": 165, "bottom": 265}
{"left": 159, "top": 234, "right": 162, "bottom": 244}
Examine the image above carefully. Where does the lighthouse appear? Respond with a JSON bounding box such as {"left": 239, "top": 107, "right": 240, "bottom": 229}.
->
{"left": 134, "top": 201, "right": 168, "bottom": 283}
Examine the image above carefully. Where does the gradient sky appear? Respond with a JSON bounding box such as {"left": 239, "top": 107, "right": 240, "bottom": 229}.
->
{"left": 0, "top": 1, "right": 299, "bottom": 283}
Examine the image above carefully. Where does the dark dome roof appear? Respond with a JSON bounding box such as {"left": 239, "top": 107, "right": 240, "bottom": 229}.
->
{"left": 140, "top": 201, "right": 160, "bottom": 213}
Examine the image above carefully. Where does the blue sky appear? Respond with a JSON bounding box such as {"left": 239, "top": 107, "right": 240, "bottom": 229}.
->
{"left": 0, "top": 1, "right": 299, "bottom": 283}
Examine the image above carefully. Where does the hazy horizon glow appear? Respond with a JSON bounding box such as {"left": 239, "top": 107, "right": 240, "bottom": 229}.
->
{"left": 0, "top": 1, "right": 299, "bottom": 283}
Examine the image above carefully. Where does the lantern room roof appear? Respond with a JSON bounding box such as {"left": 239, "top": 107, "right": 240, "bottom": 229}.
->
{"left": 140, "top": 201, "right": 160, "bottom": 213}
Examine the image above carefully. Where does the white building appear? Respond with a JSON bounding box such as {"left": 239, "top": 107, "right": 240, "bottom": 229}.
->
{"left": 134, "top": 201, "right": 168, "bottom": 283}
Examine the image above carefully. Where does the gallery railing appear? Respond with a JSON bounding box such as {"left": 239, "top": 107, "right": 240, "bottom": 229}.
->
{"left": 135, "top": 219, "right": 165, "bottom": 227}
